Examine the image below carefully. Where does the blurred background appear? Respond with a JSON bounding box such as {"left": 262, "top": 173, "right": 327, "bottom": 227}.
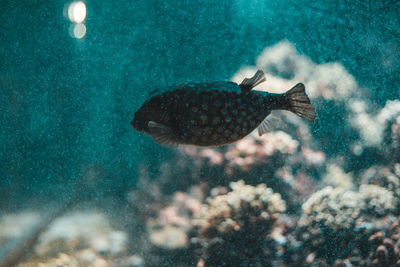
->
{"left": 0, "top": 0, "right": 399, "bottom": 266}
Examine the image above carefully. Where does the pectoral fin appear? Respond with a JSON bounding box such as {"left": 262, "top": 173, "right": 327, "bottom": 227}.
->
{"left": 148, "top": 121, "right": 178, "bottom": 146}
{"left": 257, "top": 114, "right": 280, "bottom": 136}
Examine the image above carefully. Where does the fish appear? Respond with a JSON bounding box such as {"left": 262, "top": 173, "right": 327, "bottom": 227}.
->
{"left": 131, "top": 70, "right": 316, "bottom": 146}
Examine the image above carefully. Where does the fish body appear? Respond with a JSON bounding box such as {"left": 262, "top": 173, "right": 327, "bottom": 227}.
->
{"left": 131, "top": 70, "right": 316, "bottom": 146}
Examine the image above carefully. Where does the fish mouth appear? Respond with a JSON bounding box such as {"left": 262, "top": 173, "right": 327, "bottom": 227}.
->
{"left": 130, "top": 118, "right": 142, "bottom": 131}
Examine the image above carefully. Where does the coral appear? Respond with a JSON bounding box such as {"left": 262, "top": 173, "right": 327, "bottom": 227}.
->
{"left": 322, "top": 163, "right": 355, "bottom": 189}
{"left": 368, "top": 225, "right": 400, "bottom": 267}
{"left": 29, "top": 253, "right": 80, "bottom": 267}
{"left": 180, "top": 129, "right": 301, "bottom": 176}
{"left": 197, "top": 180, "right": 286, "bottom": 236}
{"left": 330, "top": 217, "right": 400, "bottom": 267}
{"left": 34, "top": 212, "right": 128, "bottom": 258}
{"left": 299, "top": 187, "right": 361, "bottom": 231}
{"left": 359, "top": 184, "right": 399, "bottom": 217}
{"left": 296, "top": 184, "right": 398, "bottom": 265}
{"left": 123, "top": 42, "right": 400, "bottom": 266}
{"left": 146, "top": 188, "right": 203, "bottom": 249}
{"left": 249, "top": 41, "right": 360, "bottom": 102}
{"left": 224, "top": 131, "right": 299, "bottom": 172}
{"left": 0, "top": 212, "right": 42, "bottom": 247}
{"left": 148, "top": 225, "right": 188, "bottom": 249}
{"left": 350, "top": 99, "right": 400, "bottom": 147}
{"left": 193, "top": 180, "right": 285, "bottom": 266}
{"left": 11, "top": 210, "right": 147, "bottom": 267}
{"left": 360, "top": 164, "right": 400, "bottom": 212}
{"left": 382, "top": 111, "right": 400, "bottom": 161}
{"left": 177, "top": 127, "right": 324, "bottom": 213}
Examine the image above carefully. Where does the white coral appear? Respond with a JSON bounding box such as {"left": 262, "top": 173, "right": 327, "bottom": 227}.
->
{"left": 359, "top": 184, "right": 398, "bottom": 216}
{"left": 350, "top": 99, "right": 400, "bottom": 146}
{"left": 198, "top": 180, "right": 285, "bottom": 235}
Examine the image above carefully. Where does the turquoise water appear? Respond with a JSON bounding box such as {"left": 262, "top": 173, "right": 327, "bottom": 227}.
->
{"left": 0, "top": 0, "right": 399, "bottom": 266}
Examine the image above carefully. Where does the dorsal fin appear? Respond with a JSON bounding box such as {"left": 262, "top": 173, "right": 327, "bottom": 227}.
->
{"left": 147, "top": 121, "right": 179, "bottom": 147}
{"left": 239, "top": 70, "right": 266, "bottom": 92}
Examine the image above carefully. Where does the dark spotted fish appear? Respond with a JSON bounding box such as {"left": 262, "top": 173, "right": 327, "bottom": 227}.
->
{"left": 131, "top": 70, "right": 316, "bottom": 146}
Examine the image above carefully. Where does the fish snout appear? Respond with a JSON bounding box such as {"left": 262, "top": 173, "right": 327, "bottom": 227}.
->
{"left": 131, "top": 117, "right": 143, "bottom": 131}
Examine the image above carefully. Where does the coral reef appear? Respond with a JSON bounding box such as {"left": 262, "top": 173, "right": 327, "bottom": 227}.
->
{"left": 6, "top": 41, "right": 400, "bottom": 267}
{"left": 178, "top": 123, "right": 324, "bottom": 213}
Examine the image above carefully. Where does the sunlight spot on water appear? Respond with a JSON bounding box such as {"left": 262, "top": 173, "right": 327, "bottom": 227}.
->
{"left": 68, "top": 1, "right": 86, "bottom": 23}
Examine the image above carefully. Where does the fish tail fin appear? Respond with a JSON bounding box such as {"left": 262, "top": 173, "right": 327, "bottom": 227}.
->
{"left": 284, "top": 83, "right": 316, "bottom": 123}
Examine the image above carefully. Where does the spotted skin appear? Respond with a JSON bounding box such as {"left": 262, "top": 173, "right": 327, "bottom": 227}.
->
{"left": 132, "top": 75, "right": 316, "bottom": 146}
{"left": 132, "top": 81, "right": 272, "bottom": 146}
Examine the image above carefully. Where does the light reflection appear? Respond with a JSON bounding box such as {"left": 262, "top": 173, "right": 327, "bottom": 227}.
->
{"left": 73, "top": 23, "right": 86, "bottom": 39}
{"left": 66, "top": 1, "right": 87, "bottom": 39}
{"left": 68, "top": 1, "right": 86, "bottom": 23}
